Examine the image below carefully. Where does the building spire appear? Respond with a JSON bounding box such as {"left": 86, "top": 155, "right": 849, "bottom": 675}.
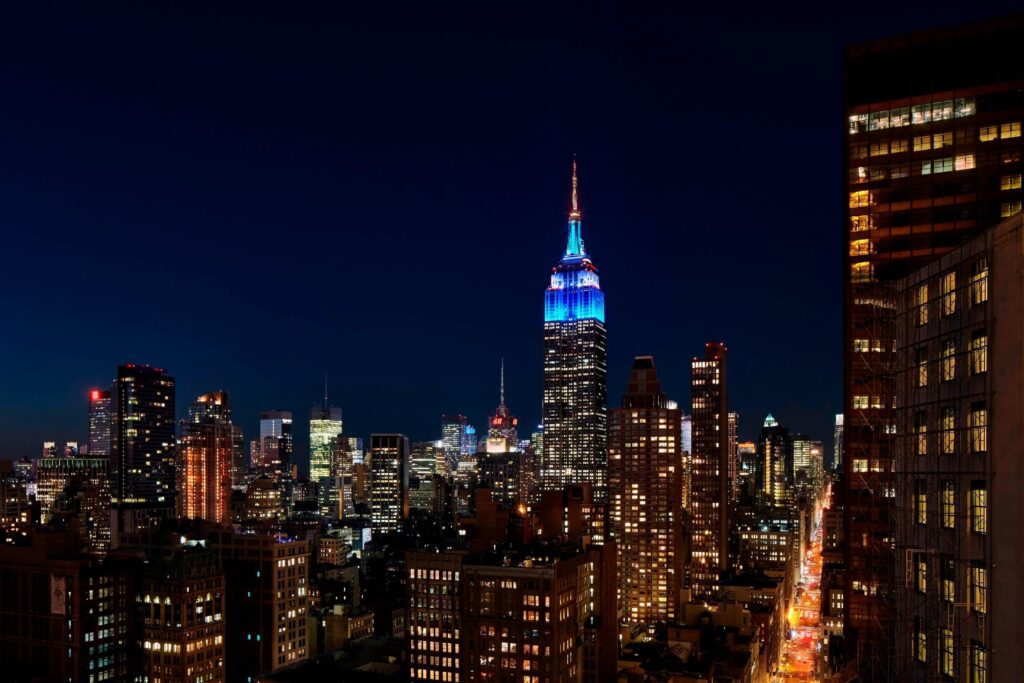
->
{"left": 323, "top": 371, "right": 328, "bottom": 408}
{"left": 565, "top": 155, "right": 585, "bottom": 257}
{"left": 500, "top": 357, "right": 505, "bottom": 408}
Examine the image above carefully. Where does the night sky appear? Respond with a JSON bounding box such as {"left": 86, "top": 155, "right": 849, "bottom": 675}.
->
{"left": 0, "top": 2, "right": 1013, "bottom": 471}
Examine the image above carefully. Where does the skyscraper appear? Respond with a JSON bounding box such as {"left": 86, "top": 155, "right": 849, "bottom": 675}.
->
{"left": 369, "top": 434, "right": 409, "bottom": 535}
{"left": 689, "top": 342, "right": 729, "bottom": 599}
{"left": 309, "top": 398, "right": 343, "bottom": 516}
{"left": 843, "top": 18, "right": 1023, "bottom": 676}
{"left": 87, "top": 388, "right": 111, "bottom": 457}
{"left": 833, "top": 414, "right": 844, "bottom": 473}
{"left": 309, "top": 402, "right": 343, "bottom": 482}
{"left": 258, "top": 410, "right": 293, "bottom": 477}
{"left": 485, "top": 359, "right": 519, "bottom": 454}
{"left": 540, "top": 159, "right": 608, "bottom": 501}
{"left": 178, "top": 390, "right": 233, "bottom": 524}
{"left": 728, "top": 411, "right": 739, "bottom": 503}
{"left": 440, "top": 414, "right": 467, "bottom": 478}
{"left": 757, "top": 414, "right": 791, "bottom": 509}
{"left": 111, "top": 363, "right": 176, "bottom": 534}
{"left": 609, "top": 356, "right": 683, "bottom": 625}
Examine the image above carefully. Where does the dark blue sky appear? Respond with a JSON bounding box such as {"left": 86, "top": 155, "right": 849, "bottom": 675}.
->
{"left": 0, "top": 2, "right": 1011, "bottom": 470}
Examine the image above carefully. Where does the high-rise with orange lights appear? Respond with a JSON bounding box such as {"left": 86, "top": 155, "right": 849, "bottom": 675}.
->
{"left": 689, "top": 342, "right": 729, "bottom": 599}
{"left": 178, "top": 391, "right": 233, "bottom": 524}
{"left": 843, "top": 17, "right": 1023, "bottom": 679}
{"left": 608, "top": 356, "right": 683, "bottom": 625}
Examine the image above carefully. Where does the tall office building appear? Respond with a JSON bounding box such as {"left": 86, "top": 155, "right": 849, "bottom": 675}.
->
{"left": 609, "top": 356, "right": 683, "bottom": 625}
{"left": 843, "top": 18, "right": 1023, "bottom": 676}
{"left": 680, "top": 412, "right": 693, "bottom": 512}
{"left": 178, "top": 391, "right": 234, "bottom": 524}
{"left": 369, "top": 434, "right": 409, "bottom": 535}
{"left": 309, "top": 400, "right": 343, "bottom": 516}
{"left": 309, "top": 401, "right": 343, "bottom": 482}
{"left": 88, "top": 389, "right": 111, "bottom": 457}
{"left": 440, "top": 414, "right": 467, "bottom": 477}
{"left": 111, "top": 363, "right": 176, "bottom": 534}
{"left": 728, "top": 411, "right": 739, "bottom": 502}
{"left": 757, "top": 414, "right": 791, "bottom": 509}
{"left": 230, "top": 423, "right": 245, "bottom": 488}
{"left": 689, "top": 342, "right": 729, "bottom": 598}
{"left": 540, "top": 159, "right": 608, "bottom": 501}
{"left": 833, "top": 414, "right": 844, "bottom": 473}
{"left": 258, "top": 410, "right": 293, "bottom": 477}
{"left": 485, "top": 359, "right": 519, "bottom": 454}
{"left": 894, "top": 213, "right": 1022, "bottom": 681}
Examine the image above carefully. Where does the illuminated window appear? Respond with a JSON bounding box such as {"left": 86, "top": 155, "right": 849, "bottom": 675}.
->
{"left": 912, "top": 104, "right": 932, "bottom": 125}
{"left": 853, "top": 395, "right": 869, "bottom": 410}
{"left": 970, "top": 482, "right": 987, "bottom": 535}
{"left": 850, "top": 166, "right": 868, "bottom": 184}
{"left": 970, "top": 563, "right": 987, "bottom": 614}
{"left": 934, "top": 157, "right": 953, "bottom": 173}
{"left": 941, "top": 407, "right": 956, "bottom": 455}
{"left": 891, "top": 138, "right": 908, "bottom": 153}
{"left": 970, "top": 259, "right": 988, "bottom": 305}
{"left": 933, "top": 100, "right": 953, "bottom": 120}
{"left": 916, "top": 619, "right": 927, "bottom": 662}
{"left": 915, "top": 410, "right": 928, "bottom": 456}
{"left": 941, "top": 628, "right": 954, "bottom": 677}
{"left": 868, "top": 111, "right": 889, "bottom": 131}
{"left": 916, "top": 284, "right": 929, "bottom": 326}
{"left": 941, "top": 339, "right": 956, "bottom": 382}
{"left": 915, "top": 480, "right": 927, "bottom": 525}
{"left": 980, "top": 125, "right": 998, "bottom": 142}
{"left": 913, "top": 135, "right": 932, "bottom": 152}
{"left": 916, "top": 348, "right": 928, "bottom": 388}
{"left": 849, "top": 239, "right": 871, "bottom": 256}
{"left": 1000, "top": 121, "right": 1021, "bottom": 139}
{"left": 955, "top": 98, "right": 975, "bottom": 117}
{"left": 1002, "top": 174, "right": 1022, "bottom": 190}
{"left": 955, "top": 154, "right": 976, "bottom": 170}
{"left": 969, "top": 403, "right": 987, "bottom": 453}
{"left": 941, "top": 272, "right": 956, "bottom": 316}
{"left": 853, "top": 339, "right": 869, "bottom": 353}
{"left": 941, "top": 481, "right": 955, "bottom": 528}
{"left": 851, "top": 215, "right": 872, "bottom": 232}
{"left": 1002, "top": 201, "right": 1022, "bottom": 218}
{"left": 971, "top": 641, "right": 987, "bottom": 683}
{"left": 849, "top": 190, "right": 870, "bottom": 208}
{"left": 941, "top": 557, "right": 955, "bottom": 603}
{"left": 851, "top": 261, "right": 872, "bottom": 283}
{"left": 891, "top": 106, "right": 910, "bottom": 126}
{"left": 970, "top": 331, "right": 987, "bottom": 375}
{"left": 917, "top": 557, "right": 928, "bottom": 592}
{"left": 933, "top": 132, "right": 952, "bottom": 149}
{"left": 870, "top": 142, "right": 889, "bottom": 157}
{"left": 848, "top": 113, "right": 867, "bottom": 134}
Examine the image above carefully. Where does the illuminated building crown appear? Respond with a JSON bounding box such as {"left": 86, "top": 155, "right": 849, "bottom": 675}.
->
{"left": 544, "top": 157, "right": 605, "bottom": 323}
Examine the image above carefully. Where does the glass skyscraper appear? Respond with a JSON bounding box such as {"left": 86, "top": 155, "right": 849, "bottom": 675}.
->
{"left": 87, "top": 388, "right": 111, "bottom": 457}
{"left": 540, "top": 159, "right": 608, "bottom": 502}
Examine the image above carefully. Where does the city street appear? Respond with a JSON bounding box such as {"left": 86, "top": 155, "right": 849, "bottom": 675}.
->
{"left": 776, "top": 502, "right": 826, "bottom": 681}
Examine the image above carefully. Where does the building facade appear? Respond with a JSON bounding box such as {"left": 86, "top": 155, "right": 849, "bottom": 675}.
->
{"left": 608, "top": 355, "right": 683, "bottom": 626}
{"left": 178, "top": 391, "right": 234, "bottom": 524}
{"left": 843, "top": 18, "right": 1024, "bottom": 676}
{"left": 689, "top": 342, "right": 729, "bottom": 598}
{"left": 88, "top": 388, "right": 112, "bottom": 457}
{"left": 540, "top": 160, "right": 608, "bottom": 502}
{"left": 369, "top": 434, "right": 409, "bottom": 535}
{"left": 894, "top": 214, "right": 1022, "bottom": 682}
{"left": 111, "top": 364, "right": 177, "bottom": 535}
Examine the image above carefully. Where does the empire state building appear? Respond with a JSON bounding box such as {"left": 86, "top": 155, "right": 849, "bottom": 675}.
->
{"left": 540, "top": 159, "right": 608, "bottom": 502}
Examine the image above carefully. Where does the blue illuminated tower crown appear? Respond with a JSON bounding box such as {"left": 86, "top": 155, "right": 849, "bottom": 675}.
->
{"left": 544, "top": 158, "right": 605, "bottom": 323}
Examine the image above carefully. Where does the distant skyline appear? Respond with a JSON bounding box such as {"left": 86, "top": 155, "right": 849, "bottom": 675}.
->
{"left": 1, "top": 2, "right": 1015, "bottom": 468}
